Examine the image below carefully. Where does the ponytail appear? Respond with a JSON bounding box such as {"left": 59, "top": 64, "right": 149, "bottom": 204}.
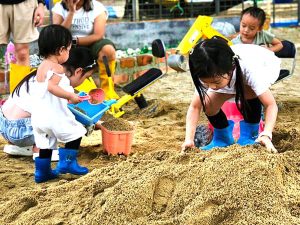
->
{"left": 233, "top": 58, "right": 248, "bottom": 117}
{"left": 11, "top": 70, "right": 37, "bottom": 97}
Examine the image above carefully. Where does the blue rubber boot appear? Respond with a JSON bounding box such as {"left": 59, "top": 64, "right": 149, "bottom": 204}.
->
{"left": 55, "top": 148, "right": 88, "bottom": 175}
{"left": 237, "top": 121, "right": 259, "bottom": 146}
{"left": 201, "top": 120, "right": 235, "bottom": 151}
{"left": 35, "top": 157, "right": 59, "bottom": 183}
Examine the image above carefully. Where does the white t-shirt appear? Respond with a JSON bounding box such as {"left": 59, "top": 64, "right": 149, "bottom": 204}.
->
{"left": 208, "top": 44, "right": 281, "bottom": 96}
{"left": 52, "top": 0, "right": 108, "bottom": 37}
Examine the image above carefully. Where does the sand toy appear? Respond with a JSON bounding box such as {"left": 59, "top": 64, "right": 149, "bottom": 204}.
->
{"left": 109, "top": 39, "right": 167, "bottom": 118}
{"left": 77, "top": 88, "right": 105, "bottom": 105}
{"left": 68, "top": 93, "right": 116, "bottom": 127}
{"left": 167, "top": 15, "right": 232, "bottom": 72}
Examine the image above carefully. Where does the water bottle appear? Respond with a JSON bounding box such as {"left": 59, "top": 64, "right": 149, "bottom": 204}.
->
{"left": 4, "top": 42, "right": 16, "bottom": 93}
{"left": 5, "top": 42, "right": 17, "bottom": 64}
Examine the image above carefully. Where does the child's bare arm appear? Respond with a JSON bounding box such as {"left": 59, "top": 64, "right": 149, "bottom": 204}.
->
{"left": 257, "top": 90, "right": 278, "bottom": 153}
{"left": 268, "top": 37, "right": 283, "bottom": 52}
{"left": 182, "top": 93, "right": 202, "bottom": 151}
{"left": 48, "top": 74, "right": 81, "bottom": 104}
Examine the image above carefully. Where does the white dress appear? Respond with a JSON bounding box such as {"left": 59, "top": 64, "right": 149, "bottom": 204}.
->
{"left": 31, "top": 70, "right": 86, "bottom": 149}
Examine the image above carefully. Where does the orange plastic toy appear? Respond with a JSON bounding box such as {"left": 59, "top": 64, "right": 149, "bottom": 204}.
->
{"left": 100, "top": 126, "right": 134, "bottom": 156}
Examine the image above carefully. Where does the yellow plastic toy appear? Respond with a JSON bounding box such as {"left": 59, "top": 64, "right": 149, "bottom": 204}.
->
{"left": 109, "top": 68, "right": 163, "bottom": 118}
{"left": 177, "top": 15, "right": 232, "bottom": 55}
{"left": 109, "top": 39, "right": 167, "bottom": 118}
{"left": 75, "top": 56, "right": 118, "bottom": 100}
{"left": 168, "top": 15, "right": 232, "bottom": 72}
{"left": 9, "top": 63, "right": 33, "bottom": 92}
{"left": 75, "top": 77, "right": 97, "bottom": 93}
{"left": 109, "top": 93, "right": 142, "bottom": 118}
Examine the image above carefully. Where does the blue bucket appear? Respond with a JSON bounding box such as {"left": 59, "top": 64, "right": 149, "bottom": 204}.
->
{"left": 68, "top": 99, "right": 116, "bottom": 126}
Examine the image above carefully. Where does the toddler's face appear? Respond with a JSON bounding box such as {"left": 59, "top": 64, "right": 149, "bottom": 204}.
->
{"left": 239, "top": 13, "right": 262, "bottom": 44}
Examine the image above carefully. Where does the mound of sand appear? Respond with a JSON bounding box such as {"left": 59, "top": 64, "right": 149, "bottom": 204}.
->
{"left": 0, "top": 28, "right": 299, "bottom": 225}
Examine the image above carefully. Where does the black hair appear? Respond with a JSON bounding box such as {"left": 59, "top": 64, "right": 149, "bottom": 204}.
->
{"left": 38, "top": 24, "right": 72, "bottom": 58}
{"left": 62, "top": 0, "right": 93, "bottom": 12}
{"left": 11, "top": 70, "right": 37, "bottom": 98}
{"left": 62, "top": 46, "right": 96, "bottom": 76}
{"left": 241, "top": 6, "right": 266, "bottom": 28}
{"left": 12, "top": 47, "right": 94, "bottom": 97}
{"left": 188, "top": 38, "right": 247, "bottom": 117}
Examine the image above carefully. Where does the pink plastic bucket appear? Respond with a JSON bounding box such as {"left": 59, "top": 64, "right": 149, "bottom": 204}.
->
{"left": 208, "top": 101, "right": 264, "bottom": 140}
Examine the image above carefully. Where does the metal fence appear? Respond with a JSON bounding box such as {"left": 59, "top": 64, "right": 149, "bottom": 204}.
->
{"left": 104, "top": 0, "right": 299, "bottom": 27}
{"left": 122, "top": 0, "right": 243, "bottom": 20}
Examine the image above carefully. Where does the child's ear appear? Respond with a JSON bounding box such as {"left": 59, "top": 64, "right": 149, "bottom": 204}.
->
{"left": 74, "top": 67, "right": 83, "bottom": 76}
{"left": 59, "top": 46, "right": 65, "bottom": 54}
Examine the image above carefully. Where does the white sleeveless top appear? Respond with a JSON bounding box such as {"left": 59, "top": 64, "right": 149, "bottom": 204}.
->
{"left": 31, "top": 70, "right": 86, "bottom": 149}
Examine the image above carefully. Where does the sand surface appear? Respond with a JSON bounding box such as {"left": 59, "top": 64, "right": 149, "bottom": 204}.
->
{"left": 0, "top": 28, "right": 299, "bottom": 225}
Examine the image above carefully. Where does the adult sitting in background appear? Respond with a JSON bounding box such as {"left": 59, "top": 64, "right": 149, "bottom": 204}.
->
{"left": 52, "top": 0, "right": 119, "bottom": 100}
{"left": 0, "top": 46, "right": 96, "bottom": 160}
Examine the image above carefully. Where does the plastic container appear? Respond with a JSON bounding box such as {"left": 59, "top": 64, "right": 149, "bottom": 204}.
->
{"left": 68, "top": 99, "right": 116, "bottom": 126}
{"left": 208, "top": 101, "right": 264, "bottom": 140}
{"left": 100, "top": 125, "right": 134, "bottom": 156}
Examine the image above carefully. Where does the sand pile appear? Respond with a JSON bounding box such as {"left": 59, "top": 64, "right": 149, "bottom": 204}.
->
{"left": 0, "top": 143, "right": 299, "bottom": 224}
{"left": 0, "top": 28, "right": 299, "bottom": 225}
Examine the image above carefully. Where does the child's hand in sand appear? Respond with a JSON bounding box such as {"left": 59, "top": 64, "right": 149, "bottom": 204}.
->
{"left": 181, "top": 139, "right": 195, "bottom": 153}
{"left": 255, "top": 135, "right": 277, "bottom": 153}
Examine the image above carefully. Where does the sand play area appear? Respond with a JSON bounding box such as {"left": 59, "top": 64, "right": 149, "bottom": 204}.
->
{"left": 0, "top": 28, "right": 299, "bottom": 225}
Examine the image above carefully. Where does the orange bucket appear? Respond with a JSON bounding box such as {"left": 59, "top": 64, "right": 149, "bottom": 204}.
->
{"left": 100, "top": 125, "right": 134, "bottom": 156}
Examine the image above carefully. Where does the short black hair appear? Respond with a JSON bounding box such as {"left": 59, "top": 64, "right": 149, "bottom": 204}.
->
{"left": 241, "top": 7, "right": 266, "bottom": 28}
{"left": 62, "top": 47, "right": 95, "bottom": 76}
{"left": 38, "top": 24, "right": 72, "bottom": 58}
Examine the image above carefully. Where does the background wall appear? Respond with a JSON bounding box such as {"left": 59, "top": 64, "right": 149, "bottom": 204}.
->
{"left": 105, "top": 16, "right": 240, "bottom": 50}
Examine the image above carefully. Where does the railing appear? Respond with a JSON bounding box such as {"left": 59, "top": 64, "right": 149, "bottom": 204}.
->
{"left": 103, "top": 0, "right": 299, "bottom": 26}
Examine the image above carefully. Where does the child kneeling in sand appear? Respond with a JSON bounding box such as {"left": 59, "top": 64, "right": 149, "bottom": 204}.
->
{"left": 182, "top": 37, "right": 280, "bottom": 153}
{"left": 30, "top": 25, "right": 97, "bottom": 183}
